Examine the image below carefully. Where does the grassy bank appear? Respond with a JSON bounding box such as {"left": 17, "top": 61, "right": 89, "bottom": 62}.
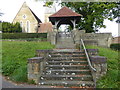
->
{"left": 1, "top": 38, "right": 47, "bottom": 41}
{"left": 86, "top": 45, "right": 119, "bottom": 88}
{"left": 2, "top": 41, "right": 55, "bottom": 83}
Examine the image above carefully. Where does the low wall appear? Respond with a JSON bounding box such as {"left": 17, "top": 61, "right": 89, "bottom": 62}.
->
{"left": 72, "top": 30, "right": 113, "bottom": 47}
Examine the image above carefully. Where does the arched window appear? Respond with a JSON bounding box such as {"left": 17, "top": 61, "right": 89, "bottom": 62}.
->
{"left": 26, "top": 21, "right": 30, "bottom": 33}
{"left": 20, "top": 21, "right": 23, "bottom": 27}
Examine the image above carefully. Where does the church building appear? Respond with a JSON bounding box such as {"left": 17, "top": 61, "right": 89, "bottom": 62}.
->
{"left": 13, "top": 2, "right": 42, "bottom": 33}
{"left": 13, "top": 2, "right": 53, "bottom": 33}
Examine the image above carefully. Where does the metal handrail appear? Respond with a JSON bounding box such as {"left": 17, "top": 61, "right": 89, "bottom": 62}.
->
{"left": 80, "top": 39, "right": 96, "bottom": 72}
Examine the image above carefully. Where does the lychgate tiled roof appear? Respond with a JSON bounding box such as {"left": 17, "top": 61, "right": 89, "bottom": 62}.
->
{"left": 49, "top": 6, "right": 82, "bottom": 17}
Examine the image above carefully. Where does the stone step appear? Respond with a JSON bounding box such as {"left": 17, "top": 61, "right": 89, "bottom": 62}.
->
{"left": 53, "top": 49, "right": 83, "bottom": 53}
{"left": 45, "top": 65, "right": 89, "bottom": 70}
{"left": 41, "top": 74, "right": 92, "bottom": 78}
{"left": 46, "top": 64, "right": 88, "bottom": 67}
{"left": 57, "top": 41, "right": 74, "bottom": 43}
{"left": 40, "top": 75, "right": 93, "bottom": 81}
{"left": 39, "top": 80, "right": 95, "bottom": 88}
{"left": 50, "top": 53, "right": 85, "bottom": 56}
{"left": 56, "top": 46, "right": 75, "bottom": 49}
{"left": 56, "top": 43, "right": 75, "bottom": 45}
{"left": 57, "top": 39, "right": 74, "bottom": 41}
{"left": 50, "top": 54, "right": 85, "bottom": 57}
{"left": 45, "top": 69, "right": 91, "bottom": 75}
{"left": 57, "top": 41, "right": 74, "bottom": 42}
{"left": 47, "top": 61, "right": 88, "bottom": 65}
{"left": 48, "top": 57, "right": 87, "bottom": 61}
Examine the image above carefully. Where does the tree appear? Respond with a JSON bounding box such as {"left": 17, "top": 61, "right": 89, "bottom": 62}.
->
{"left": 44, "top": 2, "right": 119, "bottom": 33}
{"left": 2, "top": 22, "right": 22, "bottom": 33}
{"left": 12, "top": 22, "right": 22, "bottom": 33}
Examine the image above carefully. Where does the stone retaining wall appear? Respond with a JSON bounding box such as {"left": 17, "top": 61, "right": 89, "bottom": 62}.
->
{"left": 72, "top": 30, "right": 112, "bottom": 47}
{"left": 86, "top": 49, "right": 107, "bottom": 81}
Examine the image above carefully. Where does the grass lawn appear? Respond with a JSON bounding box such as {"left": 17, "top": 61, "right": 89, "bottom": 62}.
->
{"left": 86, "top": 45, "right": 119, "bottom": 88}
{"left": 2, "top": 41, "right": 55, "bottom": 83}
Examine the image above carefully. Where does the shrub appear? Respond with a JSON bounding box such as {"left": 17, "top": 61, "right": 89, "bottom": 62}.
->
{"left": 2, "top": 33, "right": 47, "bottom": 39}
{"left": 110, "top": 43, "right": 120, "bottom": 51}
{"left": 2, "top": 22, "right": 22, "bottom": 33}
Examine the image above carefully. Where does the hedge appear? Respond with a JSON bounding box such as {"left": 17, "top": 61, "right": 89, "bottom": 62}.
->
{"left": 110, "top": 43, "right": 120, "bottom": 51}
{"left": 2, "top": 33, "right": 47, "bottom": 39}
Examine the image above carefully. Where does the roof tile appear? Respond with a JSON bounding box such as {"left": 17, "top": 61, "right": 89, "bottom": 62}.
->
{"left": 49, "top": 6, "right": 82, "bottom": 17}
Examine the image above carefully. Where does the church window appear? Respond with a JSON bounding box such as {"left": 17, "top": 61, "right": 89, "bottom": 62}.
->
{"left": 20, "top": 21, "right": 23, "bottom": 27}
{"left": 23, "top": 14, "right": 27, "bottom": 19}
{"left": 26, "top": 21, "right": 30, "bottom": 32}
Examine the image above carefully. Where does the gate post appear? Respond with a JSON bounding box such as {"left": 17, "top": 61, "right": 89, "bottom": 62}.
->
{"left": 27, "top": 57, "right": 44, "bottom": 84}
{"left": 48, "top": 31, "right": 57, "bottom": 45}
{"left": 90, "top": 56, "right": 107, "bottom": 80}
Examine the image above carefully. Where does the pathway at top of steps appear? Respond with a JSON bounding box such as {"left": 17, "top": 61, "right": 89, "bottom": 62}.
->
{"left": 53, "top": 49, "right": 80, "bottom": 52}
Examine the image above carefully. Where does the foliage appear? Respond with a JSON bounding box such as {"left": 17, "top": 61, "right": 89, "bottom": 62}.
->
{"left": 44, "top": 2, "right": 53, "bottom": 7}
{"left": 62, "top": 2, "right": 119, "bottom": 33}
{"left": 2, "top": 33, "right": 47, "bottom": 39}
{"left": 45, "top": 2, "right": 119, "bottom": 33}
{"left": 2, "top": 41, "right": 55, "bottom": 82}
{"left": 86, "top": 45, "right": 119, "bottom": 88}
{"left": 2, "top": 22, "right": 22, "bottom": 33}
{"left": 10, "top": 65, "right": 28, "bottom": 82}
{"left": 2, "top": 60, "right": 20, "bottom": 76}
{"left": 110, "top": 43, "right": 120, "bottom": 51}
{"left": 28, "top": 79, "right": 36, "bottom": 84}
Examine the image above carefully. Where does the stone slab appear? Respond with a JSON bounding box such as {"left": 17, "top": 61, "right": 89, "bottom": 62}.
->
{"left": 90, "top": 56, "right": 107, "bottom": 64}
{"left": 28, "top": 57, "right": 43, "bottom": 63}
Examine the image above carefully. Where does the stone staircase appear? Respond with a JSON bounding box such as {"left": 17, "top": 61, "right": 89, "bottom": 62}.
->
{"left": 39, "top": 50, "right": 95, "bottom": 88}
{"left": 56, "top": 32, "right": 75, "bottom": 49}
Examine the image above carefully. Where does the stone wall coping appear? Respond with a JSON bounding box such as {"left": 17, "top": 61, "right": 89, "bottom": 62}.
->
{"left": 90, "top": 56, "right": 107, "bottom": 64}
{"left": 86, "top": 49, "right": 99, "bottom": 52}
{"left": 28, "top": 57, "right": 43, "bottom": 60}
{"left": 28, "top": 57, "right": 43, "bottom": 63}
{"left": 90, "top": 56, "right": 105, "bottom": 58}
{"left": 36, "top": 50, "right": 53, "bottom": 52}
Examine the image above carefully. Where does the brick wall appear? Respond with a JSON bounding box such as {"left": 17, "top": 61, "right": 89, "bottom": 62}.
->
{"left": 112, "top": 37, "right": 120, "bottom": 44}
{"left": 38, "top": 22, "right": 53, "bottom": 33}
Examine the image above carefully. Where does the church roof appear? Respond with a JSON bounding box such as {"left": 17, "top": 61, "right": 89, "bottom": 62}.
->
{"left": 49, "top": 6, "right": 82, "bottom": 17}
{"left": 29, "top": 8, "right": 42, "bottom": 23}
{"left": 13, "top": 2, "right": 42, "bottom": 23}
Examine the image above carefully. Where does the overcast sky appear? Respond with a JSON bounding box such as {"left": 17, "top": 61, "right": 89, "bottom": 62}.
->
{"left": 0, "top": 0, "right": 119, "bottom": 37}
